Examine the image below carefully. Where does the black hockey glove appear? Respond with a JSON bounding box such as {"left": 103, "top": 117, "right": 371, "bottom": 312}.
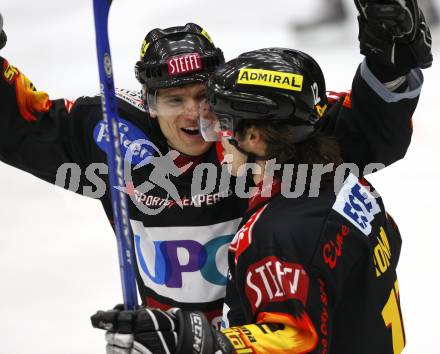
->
{"left": 355, "top": 0, "right": 432, "bottom": 79}
{"left": 0, "top": 13, "right": 7, "bottom": 50}
{"left": 91, "top": 306, "right": 233, "bottom": 354}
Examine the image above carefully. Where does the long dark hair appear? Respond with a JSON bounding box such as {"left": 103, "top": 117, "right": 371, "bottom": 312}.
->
{"left": 237, "top": 120, "right": 343, "bottom": 181}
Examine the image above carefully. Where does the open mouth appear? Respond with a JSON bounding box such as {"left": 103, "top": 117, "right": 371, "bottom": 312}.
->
{"left": 181, "top": 127, "right": 200, "bottom": 136}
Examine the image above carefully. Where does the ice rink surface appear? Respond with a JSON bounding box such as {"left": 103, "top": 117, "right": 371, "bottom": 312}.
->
{"left": 0, "top": 0, "right": 439, "bottom": 352}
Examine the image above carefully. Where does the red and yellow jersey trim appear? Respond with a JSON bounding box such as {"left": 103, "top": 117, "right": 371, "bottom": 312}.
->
{"left": 326, "top": 90, "right": 352, "bottom": 109}
{"left": 222, "top": 312, "right": 317, "bottom": 354}
{"left": 2, "top": 59, "right": 51, "bottom": 121}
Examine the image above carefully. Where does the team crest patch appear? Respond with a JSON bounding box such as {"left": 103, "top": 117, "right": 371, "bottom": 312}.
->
{"left": 245, "top": 256, "right": 310, "bottom": 313}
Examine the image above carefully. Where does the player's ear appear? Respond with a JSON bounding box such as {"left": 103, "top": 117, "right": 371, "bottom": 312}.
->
{"left": 236, "top": 125, "right": 266, "bottom": 156}
{"left": 246, "top": 125, "right": 263, "bottom": 147}
{"left": 242, "top": 125, "right": 267, "bottom": 156}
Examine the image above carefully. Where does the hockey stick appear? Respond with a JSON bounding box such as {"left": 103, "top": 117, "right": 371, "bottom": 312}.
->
{"left": 93, "top": 0, "right": 138, "bottom": 310}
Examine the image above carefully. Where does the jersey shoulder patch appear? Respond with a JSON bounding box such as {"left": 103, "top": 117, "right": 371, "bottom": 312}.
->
{"left": 332, "top": 174, "right": 381, "bottom": 236}
{"left": 71, "top": 89, "right": 146, "bottom": 116}
{"left": 115, "top": 88, "right": 146, "bottom": 113}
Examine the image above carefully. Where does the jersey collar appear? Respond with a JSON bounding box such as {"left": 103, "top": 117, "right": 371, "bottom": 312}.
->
{"left": 247, "top": 178, "right": 281, "bottom": 212}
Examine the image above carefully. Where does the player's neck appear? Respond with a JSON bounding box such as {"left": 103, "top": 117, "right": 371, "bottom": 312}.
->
{"left": 252, "top": 160, "right": 268, "bottom": 185}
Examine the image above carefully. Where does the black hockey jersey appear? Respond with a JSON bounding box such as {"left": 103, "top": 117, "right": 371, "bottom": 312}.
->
{"left": 0, "top": 56, "right": 421, "bottom": 328}
{"left": 222, "top": 175, "right": 404, "bottom": 353}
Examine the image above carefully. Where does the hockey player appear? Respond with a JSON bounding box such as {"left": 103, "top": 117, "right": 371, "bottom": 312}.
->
{"left": 212, "top": 48, "right": 408, "bottom": 354}
{"left": 0, "top": 21, "right": 241, "bottom": 328}
{"left": 0, "top": 0, "right": 432, "bottom": 338}
{"left": 90, "top": 47, "right": 409, "bottom": 354}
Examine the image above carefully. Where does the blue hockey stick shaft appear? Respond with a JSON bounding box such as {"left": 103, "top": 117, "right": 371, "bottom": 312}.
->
{"left": 93, "top": 0, "right": 138, "bottom": 310}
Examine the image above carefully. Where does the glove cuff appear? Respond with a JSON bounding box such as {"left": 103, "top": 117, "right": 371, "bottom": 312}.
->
{"left": 408, "top": 25, "right": 433, "bottom": 69}
{"left": 176, "top": 310, "right": 215, "bottom": 354}
{"left": 175, "top": 310, "right": 233, "bottom": 354}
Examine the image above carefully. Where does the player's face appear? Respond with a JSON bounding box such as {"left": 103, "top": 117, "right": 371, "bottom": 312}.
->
{"left": 151, "top": 83, "right": 212, "bottom": 156}
{"left": 221, "top": 127, "right": 267, "bottom": 177}
{"left": 221, "top": 137, "right": 249, "bottom": 176}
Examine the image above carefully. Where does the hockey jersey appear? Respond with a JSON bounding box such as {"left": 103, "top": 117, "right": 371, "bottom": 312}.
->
{"left": 222, "top": 174, "right": 404, "bottom": 353}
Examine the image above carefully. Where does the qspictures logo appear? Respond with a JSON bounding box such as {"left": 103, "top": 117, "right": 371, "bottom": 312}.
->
{"left": 54, "top": 117, "right": 385, "bottom": 216}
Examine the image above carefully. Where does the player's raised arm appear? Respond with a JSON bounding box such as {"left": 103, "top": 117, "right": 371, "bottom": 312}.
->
{"left": 0, "top": 13, "right": 109, "bottom": 193}
{"left": 321, "top": 0, "right": 432, "bottom": 171}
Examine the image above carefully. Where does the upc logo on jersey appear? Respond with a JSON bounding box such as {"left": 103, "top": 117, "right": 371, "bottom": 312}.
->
{"left": 167, "top": 53, "right": 202, "bottom": 76}
{"left": 93, "top": 117, "right": 155, "bottom": 166}
{"left": 132, "top": 218, "right": 241, "bottom": 303}
{"left": 229, "top": 204, "right": 268, "bottom": 264}
{"left": 237, "top": 68, "right": 303, "bottom": 92}
{"left": 332, "top": 174, "right": 381, "bottom": 236}
{"left": 245, "top": 256, "right": 309, "bottom": 314}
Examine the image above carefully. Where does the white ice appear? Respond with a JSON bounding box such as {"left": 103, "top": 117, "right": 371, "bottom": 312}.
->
{"left": 0, "top": 0, "right": 439, "bottom": 353}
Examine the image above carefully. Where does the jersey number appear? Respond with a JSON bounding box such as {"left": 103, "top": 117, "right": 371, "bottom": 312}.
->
{"left": 381, "top": 281, "right": 405, "bottom": 353}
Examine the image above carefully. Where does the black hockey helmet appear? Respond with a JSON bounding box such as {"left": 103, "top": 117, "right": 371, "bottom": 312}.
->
{"left": 135, "top": 23, "right": 224, "bottom": 93}
{"left": 201, "top": 48, "right": 328, "bottom": 144}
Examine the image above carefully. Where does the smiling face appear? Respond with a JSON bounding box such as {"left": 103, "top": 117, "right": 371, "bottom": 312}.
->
{"left": 149, "top": 83, "right": 213, "bottom": 156}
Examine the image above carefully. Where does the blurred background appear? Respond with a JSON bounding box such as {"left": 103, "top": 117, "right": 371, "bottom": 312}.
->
{"left": 0, "top": 0, "right": 439, "bottom": 352}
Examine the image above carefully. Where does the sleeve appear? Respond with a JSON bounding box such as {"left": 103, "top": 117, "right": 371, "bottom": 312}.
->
{"left": 221, "top": 321, "right": 318, "bottom": 354}
{"left": 321, "top": 58, "right": 423, "bottom": 172}
{"left": 0, "top": 56, "right": 103, "bottom": 190}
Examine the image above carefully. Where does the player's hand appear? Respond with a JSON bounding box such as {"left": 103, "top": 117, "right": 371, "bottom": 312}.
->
{"left": 0, "top": 13, "right": 7, "bottom": 50}
{"left": 354, "top": 0, "right": 432, "bottom": 77}
{"left": 91, "top": 305, "right": 233, "bottom": 354}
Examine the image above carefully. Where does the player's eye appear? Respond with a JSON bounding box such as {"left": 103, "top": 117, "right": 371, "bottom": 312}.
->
{"left": 164, "top": 97, "right": 183, "bottom": 107}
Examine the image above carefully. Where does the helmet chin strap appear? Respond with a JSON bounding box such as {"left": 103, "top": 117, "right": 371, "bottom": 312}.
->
{"left": 227, "top": 138, "right": 259, "bottom": 186}
{"left": 227, "top": 138, "right": 258, "bottom": 163}
{"left": 227, "top": 138, "right": 279, "bottom": 163}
